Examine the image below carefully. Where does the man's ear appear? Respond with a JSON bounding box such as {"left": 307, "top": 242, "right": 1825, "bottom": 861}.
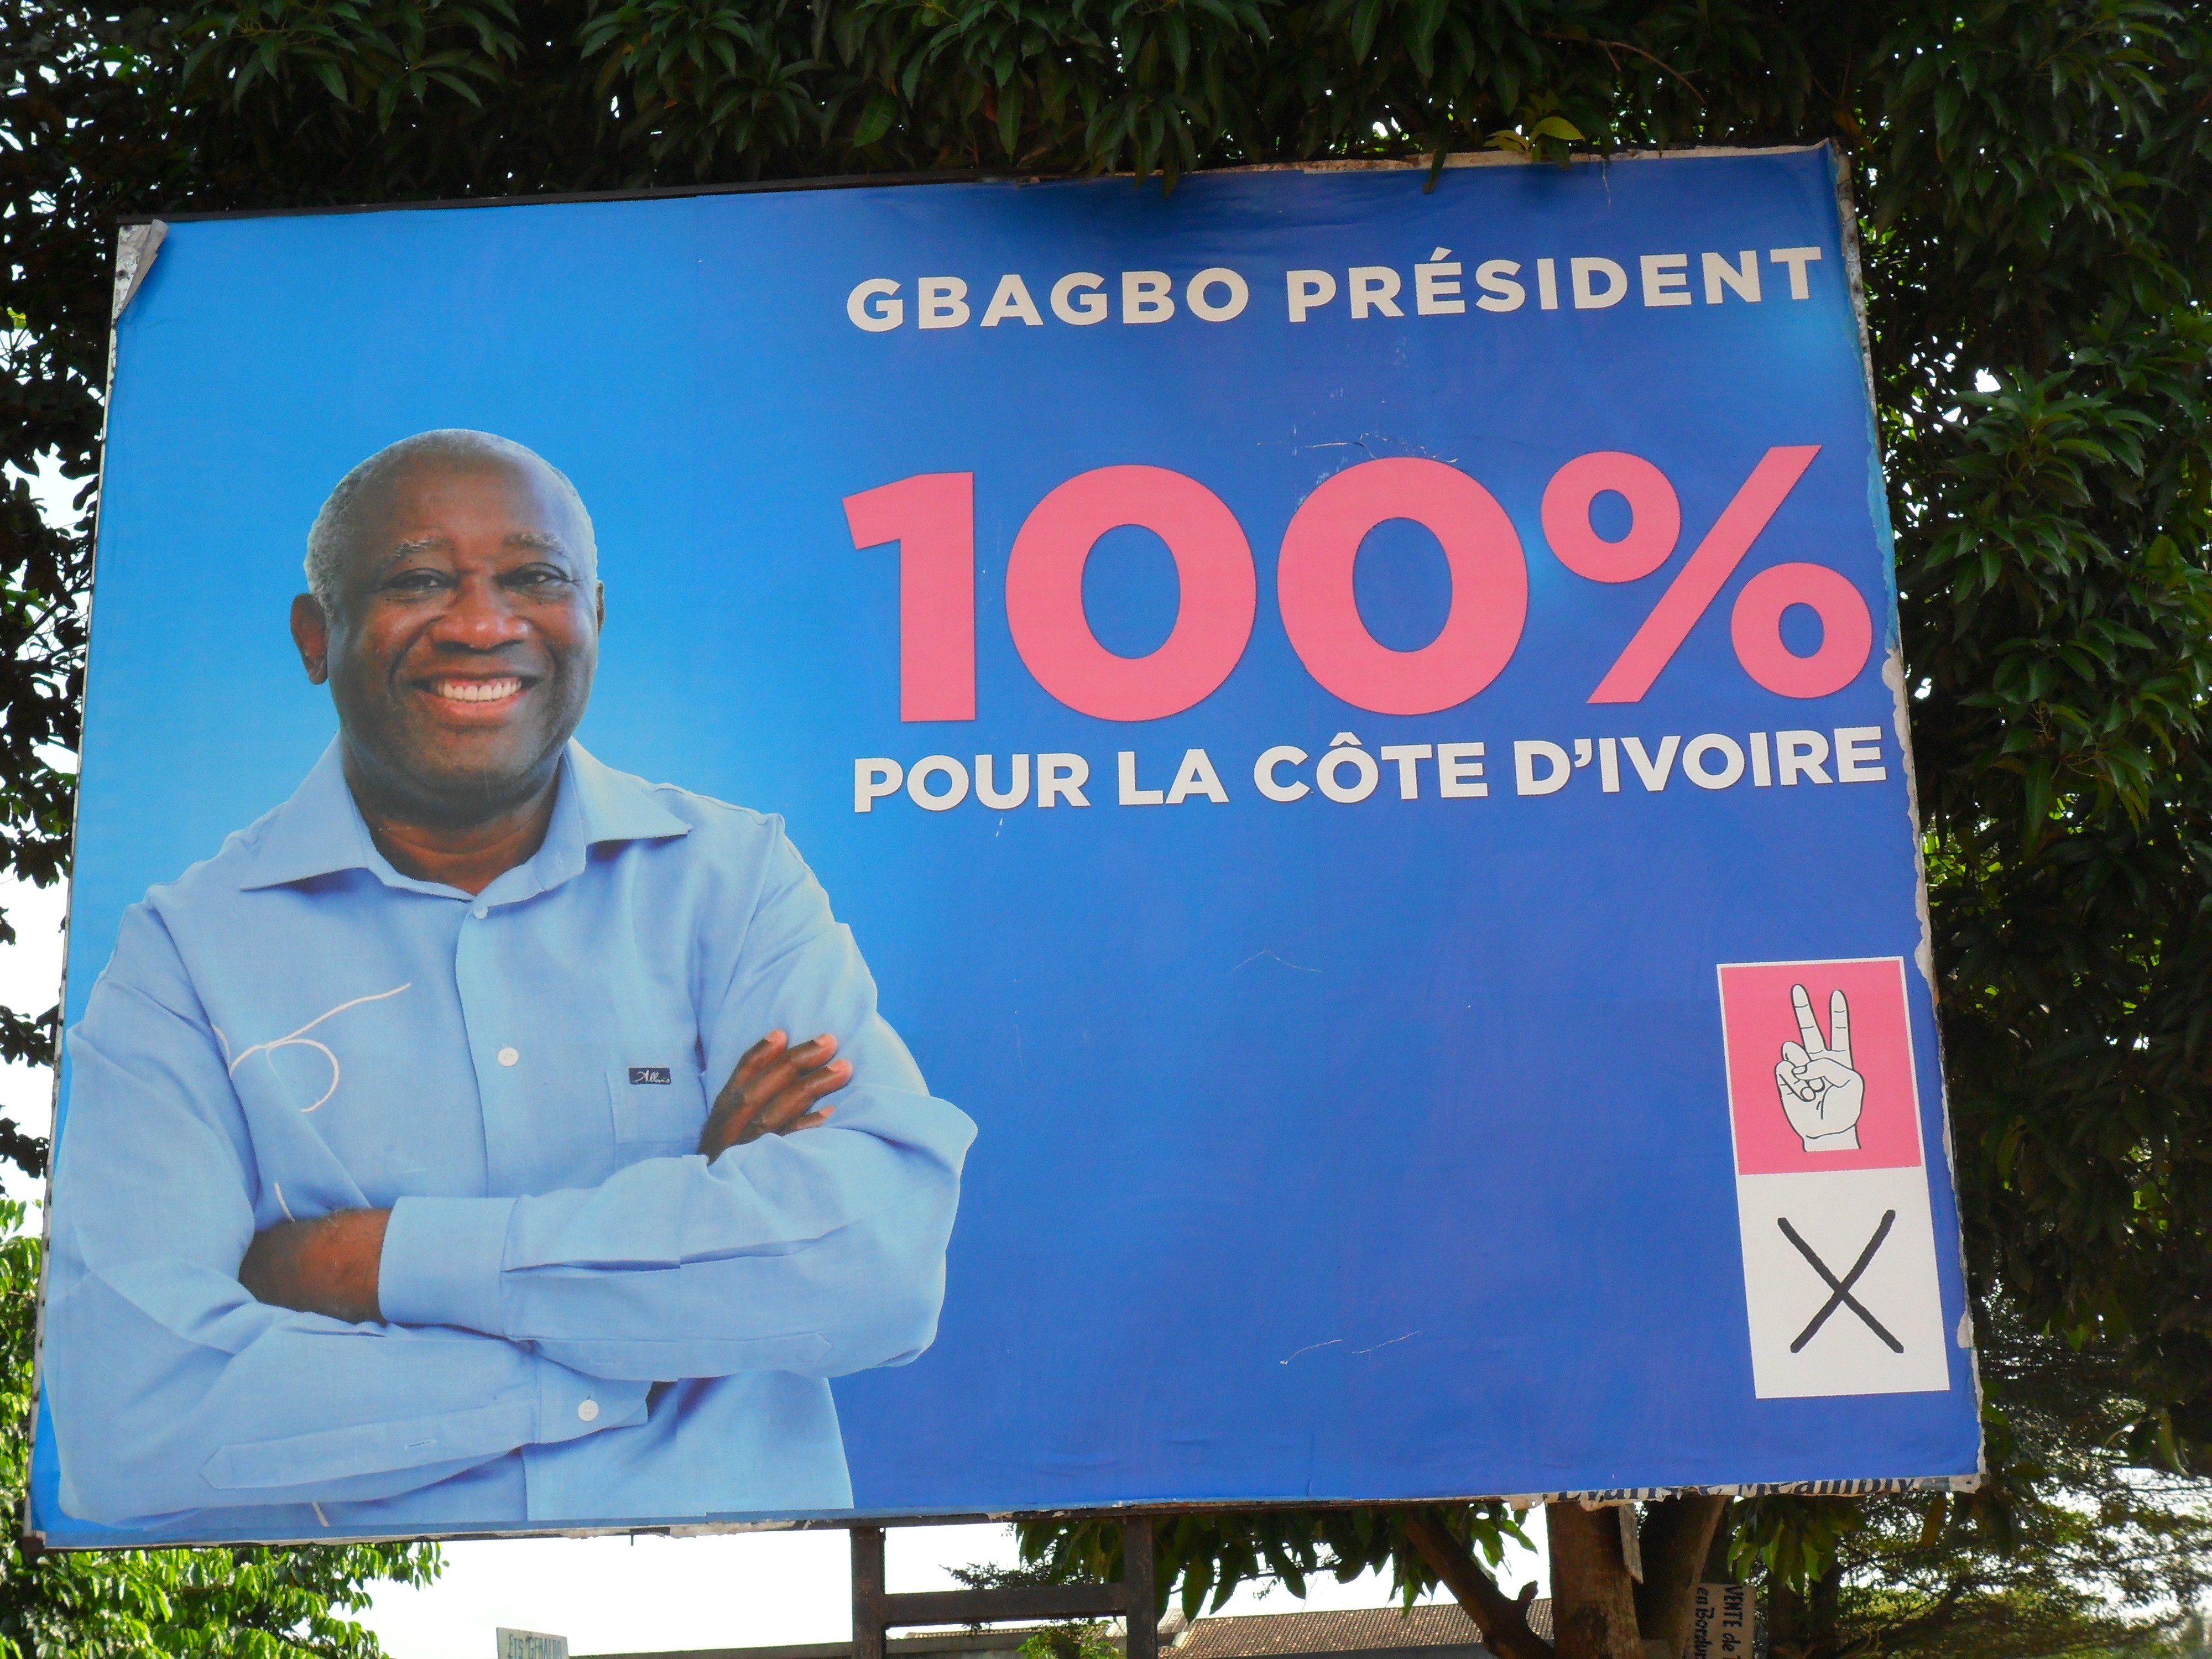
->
{"left": 290, "top": 594, "right": 331, "bottom": 685}
{"left": 594, "top": 580, "right": 606, "bottom": 633}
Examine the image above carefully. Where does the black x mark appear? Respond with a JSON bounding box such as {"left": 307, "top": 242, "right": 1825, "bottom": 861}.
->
{"left": 1777, "top": 1211, "right": 1903, "bottom": 1354}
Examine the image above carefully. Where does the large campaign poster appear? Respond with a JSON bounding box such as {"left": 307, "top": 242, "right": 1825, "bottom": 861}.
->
{"left": 32, "top": 142, "right": 1983, "bottom": 1547}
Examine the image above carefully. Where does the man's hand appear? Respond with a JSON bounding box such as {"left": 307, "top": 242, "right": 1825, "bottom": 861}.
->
{"left": 239, "top": 1207, "right": 390, "bottom": 1323}
{"left": 700, "top": 1030, "right": 851, "bottom": 1160}
{"left": 1773, "top": 984, "right": 1865, "bottom": 1152}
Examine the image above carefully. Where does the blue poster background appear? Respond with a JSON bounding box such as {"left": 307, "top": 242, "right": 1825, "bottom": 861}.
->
{"left": 35, "top": 144, "right": 1982, "bottom": 1543}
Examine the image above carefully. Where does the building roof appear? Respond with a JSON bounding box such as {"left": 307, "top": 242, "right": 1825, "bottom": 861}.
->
{"left": 581, "top": 1636, "right": 1037, "bottom": 1659}
{"left": 1174, "top": 1606, "right": 1486, "bottom": 1658}
{"left": 577, "top": 1599, "right": 1559, "bottom": 1659}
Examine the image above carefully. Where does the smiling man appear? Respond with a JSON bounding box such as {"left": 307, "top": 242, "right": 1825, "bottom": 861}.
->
{"left": 43, "top": 429, "right": 975, "bottom": 1533}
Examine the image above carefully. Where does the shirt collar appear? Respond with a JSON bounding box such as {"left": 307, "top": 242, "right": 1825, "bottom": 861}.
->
{"left": 236, "top": 737, "right": 690, "bottom": 895}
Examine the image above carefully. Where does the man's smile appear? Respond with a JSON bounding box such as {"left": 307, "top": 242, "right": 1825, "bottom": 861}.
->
{"left": 419, "top": 674, "right": 531, "bottom": 709}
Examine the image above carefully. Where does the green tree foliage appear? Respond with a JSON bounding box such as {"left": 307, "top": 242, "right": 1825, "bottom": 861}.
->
{"left": 0, "top": 1205, "right": 437, "bottom": 1655}
{"left": 1009, "top": 1506, "right": 1530, "bottom": 1623}
{"left": 1011, "top": 1330, "right": 2212, "bottom": 1655}
{"left": 945, "top": 1560, "right": 1128, "bottom": 1659}
{"left": 1739, "top": 1316, "right": 2212, "bottom": 1656}
{"left": 3, "top": 0, "right": 2211, "bottom": 1652}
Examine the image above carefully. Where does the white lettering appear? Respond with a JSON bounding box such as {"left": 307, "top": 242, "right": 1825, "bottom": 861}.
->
{"left": 1317, "top": 745, "right": 1380, "bottom": 802}
{"left": 1571, "top": 257, "right": 1627, "bottom": 310}
{"left": 907, "top": 755, "right": 970, "bottom": 810}
{"left": 846, "top": 279, "right": 902, "bottom": 332}
{"left": 1515, "top": 740, "right": 1571, "bottom": 795}
{"left": 975, "top": 753, "right": 1030, "bottom": 808}
{"left": 1118, "top": 750, "right": 1165, "bottom": 806}
{"left": 1437, "top": 742, "right": 1488, "bottom": 799}
{"left": 1769, "top": 246, "right": 1823, "bottom": 300}
{"left": 1186, "top": 268, "right": 1249, "bottom": 322}
{"left": 1166, "top": 748, "right": 1230, "bottom": 804}
{"left": 1835, "top": 726, "right": 1886, "bottom": 782}
{"left": 1255, "top": 744, "right": 1310, "bottom": 801}
{"left": 1123, "top": 270, "right": 1175, "bottom": 324}
{"left": 1640, "top": 253, "right": 1691, "bottom": 307}
{"left": 1475, "top": 259, "right": 1525, "bottom": 312}
{"left": 855, "top": 758, "right": 903, "bottom": 811}
{"left": 1348, "top": 266, "right": 1404, "bottom": 319}
{"left": 1623, "top": 734, "right": 1680, "bottom": 791}
{"left": 1379, "top": 743, "right": 1432, "bottom": 799}
{"left": 1683, "top": 733, "right": 1745, "bottom": 790}
{"left": 980, "top": 274, "right": 1043, "bottom": 327}
{"left": 1038, "top": 753, "right": 1092, "bottom": 806}
{"left": 863, "top": 729, "right": 1854, "bottom": 814}
{"left": 1051, "top": 272, "right": 1109, "bottom": 325}
{"left": 1415, "top": 251, "right": 1464, "bottom": 315}
{"left": 916, "top": 276, "right": 969, "bottom": 330}
{"left": 1776, "top": 730, "right": 1832, "bottom": 786}
{"left": 1286, "top": 269, "right": 1337, "bottom": 323}
{"left": 1704, "top": 250, "right": 1760, "bottom": 304}
{"left": 865, "top": 247, "right": 1801, "bottom": 337}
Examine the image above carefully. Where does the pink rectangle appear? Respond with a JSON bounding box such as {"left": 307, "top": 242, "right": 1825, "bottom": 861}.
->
{"left": 1717, "top": 957, "right": 1923, "bottom": 1175}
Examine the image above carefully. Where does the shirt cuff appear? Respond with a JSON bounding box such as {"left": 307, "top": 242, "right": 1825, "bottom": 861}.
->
{"left": 535, "top": 1363, "right": 651, "bottom": 1445}
{"left": 379, "top": 1195, "right": 516, "bottom": 1335}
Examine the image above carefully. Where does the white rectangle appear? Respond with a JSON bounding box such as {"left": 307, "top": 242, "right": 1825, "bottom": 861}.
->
{"left": 1691, "top": 1583, "right": 1752, "bottom": 1659}
{"left": 497, "top": 1631, "right": 569, "bottom": 1659}
{"left": 1736, "top": 1167, "right": 1949, "bottom": 1397}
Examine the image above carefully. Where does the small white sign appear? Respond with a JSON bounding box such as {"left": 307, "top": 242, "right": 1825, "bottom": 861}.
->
{"left": 497, "top": 1630, "right": 570, "bottom": 1659}
{"left": 1691, "top": 1583, "right": 1752, "bottom": 1659}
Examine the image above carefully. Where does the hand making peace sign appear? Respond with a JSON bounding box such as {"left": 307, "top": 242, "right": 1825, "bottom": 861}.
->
{"left": 1774, "top": 984, "right": 1865, "bottom": 1151}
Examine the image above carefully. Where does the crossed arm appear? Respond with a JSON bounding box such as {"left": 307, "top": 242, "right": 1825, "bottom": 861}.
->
{"left": 239, "top": 1030, "right": 852, "bottom": 1323}
{"left": 48, "top": 867, "right": 974, "bottom": 1525}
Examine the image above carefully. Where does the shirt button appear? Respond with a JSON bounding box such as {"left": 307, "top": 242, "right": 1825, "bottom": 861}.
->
{"left": 576, "top": 1400, "right": 600, "bottom": 1423}
{"left": 472, "top": 905, "right": 488, "bottom": 920}
{"left": 497, "top": 1046, "right": 520, "bottom": 1067}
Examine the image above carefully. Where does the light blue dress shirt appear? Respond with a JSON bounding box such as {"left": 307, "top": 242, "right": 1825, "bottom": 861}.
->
{"left": 45, "top": 740, "right": 975, "bottom": 1535}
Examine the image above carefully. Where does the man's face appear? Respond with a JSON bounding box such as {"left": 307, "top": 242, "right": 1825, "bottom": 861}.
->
{"left": 294, "top": 457, "right": 602, "bottom": 820}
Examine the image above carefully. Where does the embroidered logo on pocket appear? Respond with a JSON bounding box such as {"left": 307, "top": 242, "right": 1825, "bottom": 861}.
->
{"left": 628, "top": 1066, "right": 673, "bottom": 1086}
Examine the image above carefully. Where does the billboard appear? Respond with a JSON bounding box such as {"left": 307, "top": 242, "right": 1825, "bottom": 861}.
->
{"left": 32, "top": 142, "right": 1982, "bottom": 1547}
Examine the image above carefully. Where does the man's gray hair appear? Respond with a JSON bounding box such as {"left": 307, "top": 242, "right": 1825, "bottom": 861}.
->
{"left": 304, "top": 430, "right": 597, "bottom": 612}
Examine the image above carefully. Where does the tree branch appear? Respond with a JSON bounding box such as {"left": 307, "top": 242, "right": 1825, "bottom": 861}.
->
{"left": 1541, "top": 33, "right": 1702, "bottom": 102}
{"left": 1401, "top": 1514, "right": 1553, "bottom": 1659}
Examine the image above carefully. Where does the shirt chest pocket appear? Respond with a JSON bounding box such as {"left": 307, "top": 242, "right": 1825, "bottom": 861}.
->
{"left": 604, "top": 1062, "right": 711, "bottom": 1154}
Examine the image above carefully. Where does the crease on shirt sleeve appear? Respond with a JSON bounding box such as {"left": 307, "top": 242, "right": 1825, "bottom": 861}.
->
{"left": 500, "top": 1098, "right": 954, "bottom": 1272}
{"left": 528, "top": 1331, "right": 833, "bottom": 1378}
{"left": 502, "top": 1177, "right": 959, "bottom": 1376}
{"left": 701, "top": 823, "right": 836, "bottom": 1014}
{"left": 96, "top": 1258, "right": 329, "bottom": 1356}
{"left": 69, "top": 992, "right": 255, "bottom": 1172}
{"left": 49, "top": 1270, "right": 538, "bottom": 1521}
{"left": 93, "top": 902, "right": 215, "bottom": 1031}
{"left": 203, "top": 1399, "right": 538, "bottom": 1490}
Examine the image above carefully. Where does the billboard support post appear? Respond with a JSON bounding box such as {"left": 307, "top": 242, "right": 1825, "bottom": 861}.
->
{"left": 850, "top": 1519, "right": 1156, "bottom": 1659}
